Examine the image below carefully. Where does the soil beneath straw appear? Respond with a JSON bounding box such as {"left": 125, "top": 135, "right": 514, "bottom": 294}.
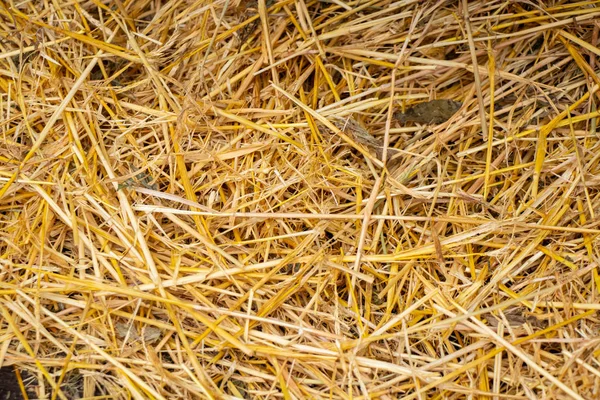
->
{"left": 0, "top": 367, "right": 24, "bottom": 400}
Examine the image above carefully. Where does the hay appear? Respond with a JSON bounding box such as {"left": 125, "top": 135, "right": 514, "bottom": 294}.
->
{"left": 1, "top": 0, "right": 600, "bottom": 398}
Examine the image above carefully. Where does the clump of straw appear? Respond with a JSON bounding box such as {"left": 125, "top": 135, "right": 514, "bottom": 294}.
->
{"left": 1, "top": 1, "right": 600, "bottom": 399}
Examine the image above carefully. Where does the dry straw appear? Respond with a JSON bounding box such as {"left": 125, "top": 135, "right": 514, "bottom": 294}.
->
{"left": 1, "top": 0, "right": 600, "bottom": 399}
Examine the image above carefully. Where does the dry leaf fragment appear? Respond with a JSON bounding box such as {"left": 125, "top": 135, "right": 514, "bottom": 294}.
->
{"left": 329, "top": 116, "right": 401, "bottom": 162}
{"left": 116, "top": 322, "right": 140, "bottom": 341}
{"left": 395, "top": 99, "right": 462, "bottom": 124}
{"left": 116, "top": 322, "right": 162, "bottom": 343}
{"left": 142, "top": 326, "right": 162, "bottom": 342}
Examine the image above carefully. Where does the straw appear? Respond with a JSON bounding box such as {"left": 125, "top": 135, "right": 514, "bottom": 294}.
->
{"left": 1, "top": 0, "right": 600, "bottom": 398}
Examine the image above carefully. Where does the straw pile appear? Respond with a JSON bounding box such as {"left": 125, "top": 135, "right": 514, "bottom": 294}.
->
{"left": 1, "top": 0, "right": 600, "bottom": 399}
